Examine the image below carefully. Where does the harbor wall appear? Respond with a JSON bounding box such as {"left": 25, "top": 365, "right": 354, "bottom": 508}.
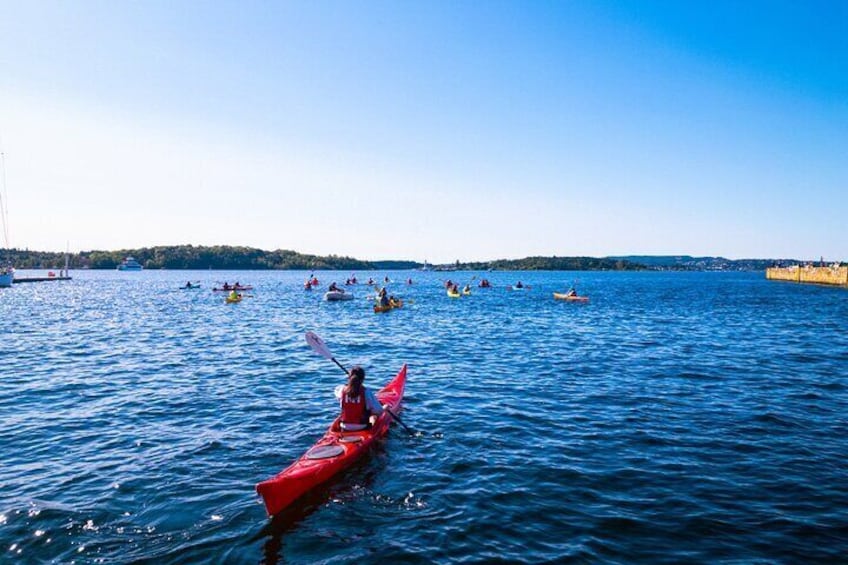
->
{"left": 766, "top": 265, "right": 848, "bottom": 286}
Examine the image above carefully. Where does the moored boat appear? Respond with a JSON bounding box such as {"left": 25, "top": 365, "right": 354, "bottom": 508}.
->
{"left": 116, "top": 257, "right": 143, "bottom": 271}
{"left": 256, "top": 364, "right": 407, "bottom": 517}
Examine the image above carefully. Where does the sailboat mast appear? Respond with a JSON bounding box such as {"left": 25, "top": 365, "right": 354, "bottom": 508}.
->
{"left": 0, "top": 151, "right": 9, "bottom": 248}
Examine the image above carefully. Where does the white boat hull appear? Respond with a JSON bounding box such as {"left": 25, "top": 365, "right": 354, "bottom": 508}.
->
{"left": 117, "top": 257, "right": 143, "bottom": 271}
{"left": 324, "top": 290, "right": 354, "bottom": 301}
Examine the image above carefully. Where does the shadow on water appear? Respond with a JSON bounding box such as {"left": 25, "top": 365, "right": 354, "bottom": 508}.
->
{"left": 254, "top": 445, "right": 390, "bottom": 565}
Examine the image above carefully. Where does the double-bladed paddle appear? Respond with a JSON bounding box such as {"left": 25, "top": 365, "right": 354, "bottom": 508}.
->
{"left": 304, "top": 331, "right": 414, "bottom": 435}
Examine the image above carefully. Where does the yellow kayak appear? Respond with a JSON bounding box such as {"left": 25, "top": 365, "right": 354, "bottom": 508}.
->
{"left": 447, "top": 289, "right": 461, "bottom": 298}
{"left": 553, "top": 292, "right": 589, "bottom": 303}
{"left": 373, "top": 299, "right": 403, "bottom": 313}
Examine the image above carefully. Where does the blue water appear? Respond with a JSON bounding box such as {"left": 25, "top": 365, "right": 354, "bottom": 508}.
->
{"left": 2, "top": 270, "right": 847, "bottom": 563}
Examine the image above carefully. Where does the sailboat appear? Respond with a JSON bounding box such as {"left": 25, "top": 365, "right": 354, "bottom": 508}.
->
{"left": 0, "top": 151, "right": 13, "bottom": 288}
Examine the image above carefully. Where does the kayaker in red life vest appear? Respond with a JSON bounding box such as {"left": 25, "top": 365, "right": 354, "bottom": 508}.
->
{"left": 337, "top": 366, "right": 385, "bottom": 431}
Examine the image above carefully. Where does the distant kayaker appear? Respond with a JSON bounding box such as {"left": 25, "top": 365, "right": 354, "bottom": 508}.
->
{"left": 463, "top": 284, "right": 471, "bottom": 294}
{"left": 566, "top": 288, "right": 577, "bottom": 297}
{"left": 515, "top": 281, "right": 523, "bottom": 289}
{"left": 339, "top": 366, "right": 384, "bottom": 431}
{"left": 329, "top": 282, "right": 342, "bottom": 292}
{"left": 378, "top": 287, "right": 390, "bottom": 307}
{"left": 228, "top": 289, "right": 241, "bottom": 301}
{"left": 185, "top": 281, "right": 193, "bottom": 289}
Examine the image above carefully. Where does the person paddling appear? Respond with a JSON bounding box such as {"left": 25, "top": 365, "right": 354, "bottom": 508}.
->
{"left": 378, "top": 286, "right": 390, "bottom": 307}
{"left": 338, "top": 366, "right": 385, "bottom": 431}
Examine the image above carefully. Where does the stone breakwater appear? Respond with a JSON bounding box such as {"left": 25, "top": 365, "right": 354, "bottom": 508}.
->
{"left": 766, "top": 265, "right": 848, "bottom": 286}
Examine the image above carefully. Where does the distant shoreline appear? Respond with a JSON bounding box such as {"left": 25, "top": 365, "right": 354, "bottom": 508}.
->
{"left": 3, "top": 245, "right": 824, "bottom": 272}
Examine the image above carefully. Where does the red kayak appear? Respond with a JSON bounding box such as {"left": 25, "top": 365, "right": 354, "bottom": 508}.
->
{"left": 256, "top": 364, "right": 407, "bottom": 517}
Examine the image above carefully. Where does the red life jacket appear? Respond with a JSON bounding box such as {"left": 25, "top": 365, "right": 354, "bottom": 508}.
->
{"left": 341, "top": 386, "right": 368, "bottom": 425}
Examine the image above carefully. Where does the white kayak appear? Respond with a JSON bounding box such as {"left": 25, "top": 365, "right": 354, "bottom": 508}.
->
{"left": 324, "top": 290, "right": 354, "bottom": 301}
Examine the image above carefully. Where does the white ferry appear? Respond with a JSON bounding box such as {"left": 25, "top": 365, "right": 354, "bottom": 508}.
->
{"left": 117, "top": 257, "right": 143, "bottom": 271}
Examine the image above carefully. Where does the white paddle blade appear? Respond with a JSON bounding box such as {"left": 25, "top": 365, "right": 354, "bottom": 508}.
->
{"left": 305, "top": 331, "right": 334, "bottom": 360}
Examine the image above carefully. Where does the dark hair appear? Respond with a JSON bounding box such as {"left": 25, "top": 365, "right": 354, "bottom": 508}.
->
{"left": 349, "top": 366, "right": 365, "bottom": 382}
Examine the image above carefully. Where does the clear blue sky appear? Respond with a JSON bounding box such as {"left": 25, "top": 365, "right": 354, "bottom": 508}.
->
{"left": 1, "top": 1, "right": 845, "bottom": 262}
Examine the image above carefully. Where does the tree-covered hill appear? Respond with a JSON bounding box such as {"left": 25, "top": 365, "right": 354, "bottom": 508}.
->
{"left": 3, "top": 245, "right": 375, "bottom": 270}
{"left": 457, "top": 256, "right": 646, "bottom": 271}
{"left": 3, "top": 246, "right": 806, "bottom": 271}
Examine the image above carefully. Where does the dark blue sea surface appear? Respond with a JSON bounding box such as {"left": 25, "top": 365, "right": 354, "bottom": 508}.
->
{"left": 2, "top": 270, "right": 847, "bottom": 563}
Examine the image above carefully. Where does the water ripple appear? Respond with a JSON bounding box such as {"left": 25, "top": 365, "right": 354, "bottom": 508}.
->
{"left": 2, "top": 270, "right": 847, "bottom": 562}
